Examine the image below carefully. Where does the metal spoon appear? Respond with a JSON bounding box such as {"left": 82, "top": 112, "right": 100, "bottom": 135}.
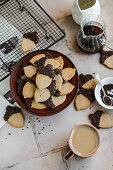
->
{"left": 93, "top": 73, "right": 113, "bottom": 105}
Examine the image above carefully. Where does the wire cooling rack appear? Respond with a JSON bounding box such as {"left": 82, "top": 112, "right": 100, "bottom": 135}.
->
{"left": 0, "top": 0, "right": 65, "bottom": 82}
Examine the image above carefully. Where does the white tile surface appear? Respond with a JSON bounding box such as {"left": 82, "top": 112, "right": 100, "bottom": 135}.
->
{"left": 0, "top": 113, "right": 39, "bottom": 169}
{"left": 5, "top": 151, "right": 66, "bottom": 170}
{"left": 37, "top": 0, "right": 74, "bottom": 20}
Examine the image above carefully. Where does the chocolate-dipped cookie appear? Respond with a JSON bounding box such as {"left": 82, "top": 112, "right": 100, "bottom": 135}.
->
{"left": 75, "top": 89, "right": 95, "bottom": 111}
{"left": 47, "top": 80, "right": 56, "bottom": 96}
{"left": 25, "top": 98, "right": 46, "bottom": 109}
{"left": 79, "top": 74, "right": 97, "bottom": 89}
{"left": 4, "top": 106, "right": 24, "bottom": 128}
{"left": 42, "top": 96, "right": 56, "bottom": 109}
{"left": 100, "top": 50, "right": 113, "bottom": 69}
{"left": 89, "top": 110, "right": 113, "bottom": 129}
{"left": 36, "top": 64, "right": 55, "bottom": 79}
{"left": 21, "top": 32, "right": 39, "bottom": 52}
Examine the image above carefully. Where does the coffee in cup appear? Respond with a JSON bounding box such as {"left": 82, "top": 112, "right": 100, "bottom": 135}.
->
{"left": 65, "top": 124, "right": 100, "bottom": 159}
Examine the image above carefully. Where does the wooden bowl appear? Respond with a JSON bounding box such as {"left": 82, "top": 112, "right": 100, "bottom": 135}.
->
{"left": 10, "top": 49, "right": 79, "bottom": 116}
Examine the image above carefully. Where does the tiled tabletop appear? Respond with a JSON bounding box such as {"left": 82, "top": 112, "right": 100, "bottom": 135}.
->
{"left": 0, "top": 0, "right": 113, "bottom": 170}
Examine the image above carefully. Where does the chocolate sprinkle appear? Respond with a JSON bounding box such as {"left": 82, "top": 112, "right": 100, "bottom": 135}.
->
{"left": 4, "top": 106, "right": 21, "bottom": 121}
{"left": 78, "top": 88, "right": 95, "bottom": 102}
{"left": 100, "top": 50, "right": 113, "bottom": 64}
{"left": 79, "top": 74, "right": 94, "bottom": 88}
{"left": 23, "top": 32, "right": 39, "bottom": 44}
{"left": 89, "top": 110, "right": 103, "bottom": 128}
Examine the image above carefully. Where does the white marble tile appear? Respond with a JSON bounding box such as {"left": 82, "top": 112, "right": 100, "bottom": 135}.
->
{"left": 0, "top": 113, "right": 39, "bottom": 169}
{"left": 5, "top": 151, "right": 66, "bottom": 170}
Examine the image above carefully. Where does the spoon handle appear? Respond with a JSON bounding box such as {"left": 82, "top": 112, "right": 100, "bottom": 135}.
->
{"left": 93, "top": 73, "right": 106, "bottom": 95}
{"left": 93, "top": 72, "right": 101, "bottom": 85}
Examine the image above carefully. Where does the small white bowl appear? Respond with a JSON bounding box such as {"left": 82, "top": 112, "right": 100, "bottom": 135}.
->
{"left": 95, "top": 77, "right": 113, "bottom": 109}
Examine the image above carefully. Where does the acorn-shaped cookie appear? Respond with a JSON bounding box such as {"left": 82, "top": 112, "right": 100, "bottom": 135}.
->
{"left": 75, "top": 89, "right": 95, "bottom": 111}
{"left": 89, "top": 110, "right": 113, "bottom": 129}
{"left": 21, "top": 32, "right": 39, "bottom": 52}
{"left": 79, "top": 74, "right": 97, "bottom": 89}
{"left": 100, "top": 50, "right": 113, "bottom": 69}
{"left": 4, "top": 106, "right": 24, "bottom": 128}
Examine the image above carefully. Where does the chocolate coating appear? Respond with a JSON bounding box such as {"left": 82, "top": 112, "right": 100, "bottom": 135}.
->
{"left": 23, "top": 32, "right": 39, "bottom": 44}
{"left": 42, "top": 97, "right": 55, "bottom": 109}
{"left": 54, "top": 90, "right": 61, "bottom": 97}
{"left": 27, "top": 78, "right": 36, "bottom": 86}
{"left": 25, "top": 98, "right": 34, "bottom": 108}
{"left": 34, "top": 53, "right": 53, "bottom": 67}
{"left": 17, "top": 78, "right": 27, "bottom": 96}
{"left": 17, "top": 68, "right": 24, "bottom": 78}
{"left": 78, "top": 88, "right": 95, "bottom": 102}
{"left": 37, "top": 64, "right": 55, "bottom": 79}
{"left": 89, "top": 110, "right": 103, "bottom": 128}
{"left": 4, "top": 106, "right": 21, "bottom": 121}
{"left": 54, "top": 68, "right": 62, "bottom": 75}
{"left": 48, "top": 80, "right": 56, "bottom": 95}
{"left": 100, "top": 50, "right": 113, "bottom": 64}
{"left": 79, "top": 74, "right": 94, "bottom": 88}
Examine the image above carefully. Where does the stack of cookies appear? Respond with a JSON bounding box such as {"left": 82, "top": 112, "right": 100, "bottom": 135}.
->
{"left": 75, "top": 74, "right": 97, "bottom": 111}
{"left": 16, "top": 53, "right": 76, "bottom": 110}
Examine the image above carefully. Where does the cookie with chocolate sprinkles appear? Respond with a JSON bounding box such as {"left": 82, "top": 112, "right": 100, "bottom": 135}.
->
{"left": 4, "top": 106, "right": 24, "bottom": 128}
{"left": 100, "top": 50, "right": 113, "bottom": 69}
{"left": 75, "top": 89, "right": 95, "bottom": 111}
{"left": 89, "top": 110, "right": 113, "bottom": 129}
{"left": 79, "top": 74, "right": 97, "bottom": 89}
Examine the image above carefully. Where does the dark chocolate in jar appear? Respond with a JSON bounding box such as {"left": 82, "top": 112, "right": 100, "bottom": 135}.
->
{"left": 77, "top": 24, "right": 106, "bottom": 53}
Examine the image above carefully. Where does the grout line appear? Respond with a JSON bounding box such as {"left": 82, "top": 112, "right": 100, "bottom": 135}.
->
{"left": 28, "top": 115, "right": 42, "bottom": 154}
{"left": 2, "top": 146, "right": 67, "bottom": 169}
{"left": 61, "top": 149, "right": 70, "bottom": 170}
{"left": 40, "top": 145, "right": 67, "bottom": 158}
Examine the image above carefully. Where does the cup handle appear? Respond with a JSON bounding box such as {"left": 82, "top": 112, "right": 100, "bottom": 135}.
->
{"left": 65, "top": 150, "right": 74, "bottom": 160}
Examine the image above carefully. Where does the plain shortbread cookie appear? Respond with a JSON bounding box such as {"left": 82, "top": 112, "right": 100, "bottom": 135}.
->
{"left": 21, "top": 38, "right": 35, "bottom": 52}
{"left": 23, "top": 82, "right": 36, "bottom": 98}
{"left": 62, "top": 68, "right": 76, "bottom": 81}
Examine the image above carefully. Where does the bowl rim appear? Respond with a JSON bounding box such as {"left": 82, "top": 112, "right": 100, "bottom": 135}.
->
{"left": 10, "top": 49, "right": 79, "bottom": 116}
{"left": 68, "top": 124, "right": 100, "bottom": 157}
{"left": 95, "top": 77, "right": 113, "bottom": 110}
